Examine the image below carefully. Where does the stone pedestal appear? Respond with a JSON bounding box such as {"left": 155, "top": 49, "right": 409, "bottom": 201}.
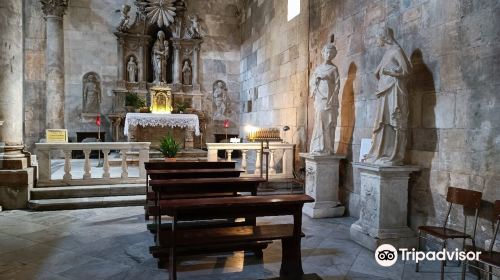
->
{"left": 350, "top": 162, "right": 420, "bottom": 251}
{"left": 299, "top": 153, "right": 345, "bottom": 218}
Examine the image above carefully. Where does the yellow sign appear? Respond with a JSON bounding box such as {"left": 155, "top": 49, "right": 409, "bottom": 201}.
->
{"left": 46, "top": 129, "right": 68, "bottom": 143}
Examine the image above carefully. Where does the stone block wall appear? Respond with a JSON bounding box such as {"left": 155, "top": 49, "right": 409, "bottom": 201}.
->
{"left": 239, "top": 0, "right": 310, "bottom": 157}
{"left": 22, "top": 0, "right": 241, "bottom": 149}
{"left": 309, "top": 0, "right": 500, "bottom": 247}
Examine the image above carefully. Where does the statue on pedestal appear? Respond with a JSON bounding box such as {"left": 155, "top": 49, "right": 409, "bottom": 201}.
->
{"left": 363, "top": 28, "right": 412, "bottom": 166}
{"left": 308, "top": 35, "right": 340, "bottom": 155}
{"left": 83, "top": 73, "right": 101, "bottom": 113}
{"left": 182, "top": 60, "right": 192, "bottom": 85}
{"left": 213, "top": 80, "right": 228, "bottom": 120}
{"left": 152, "top": 31, "right": 169, "bottom": 83}
{"left": 127, "top": 56, "right": 137, "bottom": 83}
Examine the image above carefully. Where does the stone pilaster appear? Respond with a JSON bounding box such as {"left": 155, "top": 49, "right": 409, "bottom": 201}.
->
{"left": 172, "top": 40, "right": 181, "bottom": 85}
{"left": 0, "top": 0, "right": 35, "bottom": 209}
{"left": 192, "top": 41, "right": 201, "bottom": 90}
{"left": 41, "top": 0, "right": 68, "bottom": 130}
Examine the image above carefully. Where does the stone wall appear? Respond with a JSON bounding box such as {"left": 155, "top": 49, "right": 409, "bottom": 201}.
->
{"left": 22, "top": 0, "right": 241, "bottom": 149}
{"left": 239, "top": 0, "right": 310, "bottom": 157}
{"left": 309, "top": 0, "right": 500, "bottom": 247}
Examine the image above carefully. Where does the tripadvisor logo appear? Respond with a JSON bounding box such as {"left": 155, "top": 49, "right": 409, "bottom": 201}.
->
{"left": 375, "top": 244, "right": 398, "bottom": 267}
{"left": 375, "top": 244, "right": 481, "bottom": 267}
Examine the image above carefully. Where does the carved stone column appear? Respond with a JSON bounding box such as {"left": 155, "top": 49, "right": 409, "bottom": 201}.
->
{"left": 192, "top": 41, "right": 201, "bottom": 89}
{"left": 172, "top": 40, "right": 181, "bottom": 84}
{"left": 0, "top": 0, "right": 35, "bottom": 209}
{"left": 42, "top": 0, "right": 68, "bottom": 130}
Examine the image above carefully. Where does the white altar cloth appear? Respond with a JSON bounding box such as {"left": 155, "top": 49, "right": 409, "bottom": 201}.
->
{"left": 124, "top": 113, "right": 200, "bottom": 136}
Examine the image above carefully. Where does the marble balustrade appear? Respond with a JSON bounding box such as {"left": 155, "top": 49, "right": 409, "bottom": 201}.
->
{"left": 206, "top": 142, "right": 295, "bottom": 180}
{"left": 35, "top": 142, "right": 150, "bottom": 187}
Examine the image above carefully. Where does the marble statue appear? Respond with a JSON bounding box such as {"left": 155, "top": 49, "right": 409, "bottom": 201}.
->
{"left": 117, "top": 4, "right": 131, "bottom": 32}
{"left": 152, "top": 31, "right": 169, "bottom": 83}
{"left": 213, "top": 80, "right": 228, "bottom": 120}
{"left": 182, "top": 60, "right": 192, "bottom": 85}
{"left": 308, "top": 35, "right": 340, "bottom": 155}
{"left": 363, "top": 28, "right": 412, "bottom": 166}
{"left": 185, "top": 15, "right": 205, "bottom": 39}
{"left": 83, "top": 74, "right": 101, "bottom": 113}
{"left": 127, "top": 56, "right": 137, "bottom": 83}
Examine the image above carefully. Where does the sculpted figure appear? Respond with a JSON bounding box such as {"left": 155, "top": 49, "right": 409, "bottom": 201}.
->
{"left": 83, "top": 74, "right": 101, "bottom": 113}
{"left": 127, "top": 57, "right": 137, "bottom": 82}
{"left": 363, "top": 28, "right": 412, "bottom": 166}
{"left": 182, "top": 61, "right": 192, "bottom": 85}
{"left": 308, "top": 35, "right": 340, "bottom": 155}
{"left": 117, "top": 4, "right": 131, "bottom": 32}
{"left": 185, "top": 15, "right": 205, "bottom": 39}
{"left": 152, "top": 31, "right": 168, "bottom": 83}
{"left": 213, "top": 81, "right": 228, "bottom": 120}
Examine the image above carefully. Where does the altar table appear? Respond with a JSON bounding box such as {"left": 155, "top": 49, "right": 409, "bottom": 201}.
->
{"left": 124, "top": 113, "right": 200, "bottom": 149}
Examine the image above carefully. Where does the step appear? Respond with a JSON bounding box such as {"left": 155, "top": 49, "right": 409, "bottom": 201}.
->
{"left": 30, "top": 184, "right": 145, "bottom": 199}
{"left": 28, "top": 195, "right": 146, "bottom": 211}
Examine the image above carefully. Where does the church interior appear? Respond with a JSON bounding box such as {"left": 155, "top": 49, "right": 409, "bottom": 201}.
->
{"left": 0, "top": 0, "right": 499, "bottom": 279}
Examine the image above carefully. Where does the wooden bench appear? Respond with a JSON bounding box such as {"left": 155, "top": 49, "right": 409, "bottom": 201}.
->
{"left": 149, "top": 177, "right": 265, "bottom": 217}
{"left": 155, "top": 194, "right": 314, "bottom": 280}
{"left": 144, "top": 161, "right": 239, "bottom": 219}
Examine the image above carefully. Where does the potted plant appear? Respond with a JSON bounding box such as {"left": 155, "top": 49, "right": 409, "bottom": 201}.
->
{"left": 125, "top": 92, "right": 146, "bottom": 112}
{"left": 159, "top": 133, "right": 180, "bottom": 161}
{"left": 174, "top": 102, "right": 188, "bottom": 114}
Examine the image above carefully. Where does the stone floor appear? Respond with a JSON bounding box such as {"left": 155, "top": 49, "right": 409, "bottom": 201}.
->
{"left": 0, "top": 207, "right": 477, "bottom": 280}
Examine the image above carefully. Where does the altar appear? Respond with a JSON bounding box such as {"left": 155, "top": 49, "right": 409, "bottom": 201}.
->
{"left": 124, "top": 113, "right": 200, "bottom": 149}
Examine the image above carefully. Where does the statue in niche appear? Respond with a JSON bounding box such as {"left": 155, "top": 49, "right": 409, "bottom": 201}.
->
{"left": 185, "top": 15, "right": 205, "bottom": 39}
{"left": 363, "top": 27, "right": 412, "bottom": 166}
{"left": 213, "top": 80, "right": 228, "bottom": 120}
{"left": 308, "top": 34, "right": 340, "bottom": 155}
{"left": 152, "top": 31, "right": 169, "bottom": 83}
{"left": 127, "top": 56, "right": 138, "bottom": 83}
{"left": 117, "top": 4, "right": 131, "bottom": 32}
{"left": 182, "top": 60, "right": 192, "bottom": 85}
{"left": 83, "top": 73, "right": 101, "bottom": 113}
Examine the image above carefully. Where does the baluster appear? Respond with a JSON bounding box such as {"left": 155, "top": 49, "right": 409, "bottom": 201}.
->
{"left": 241, "top": 150, "right": 248, "bottom": 174}
{"left": 83, "top": 149, "right": 91, "bottom": 180}
{"left": 283, "top": 146, "right": 293, "bottom": 178}
{"left": 207, "top": 148, "right": 218, "bottom": 161}
{"left": 138, "top": 147, "right": 149, "bottom": 179}
{"left": 63, "top": 150, "right": 72, "bottom": 181}
{"left": 121, "top": 149, "right": 129, "bottom": 179}
{"left": 269, "top": 149, "right": 276, "bottom": 175}
{"left": 255, "top": 150, "right": 261, "bottom": 175}
{"left": 102, "top": 149, "right": 110, "bottom": 179}
{"left": 226, "top": 149, "right": 233, "bottom": 161}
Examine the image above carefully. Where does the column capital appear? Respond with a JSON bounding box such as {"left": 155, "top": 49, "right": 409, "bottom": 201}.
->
{"left": 41, "top": 0, "right": 68, "bottom": 18}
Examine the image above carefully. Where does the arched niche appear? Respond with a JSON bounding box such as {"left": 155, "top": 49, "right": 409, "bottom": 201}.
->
{"left": 82, "top": 72, "right": 101, "bottom": 114}
{"left": 147, "top": 26, "right": 174, "bottom": 84}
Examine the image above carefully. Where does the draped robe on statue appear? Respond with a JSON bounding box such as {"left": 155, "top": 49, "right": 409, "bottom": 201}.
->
{"left": 309, "top": 63, "right": 340, "bottom": 155}
{"left": 364, "top": 46, "right": 411, "bottom": 165}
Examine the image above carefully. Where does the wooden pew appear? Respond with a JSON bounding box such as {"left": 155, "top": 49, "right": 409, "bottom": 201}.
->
{"left": 143, "top": 161, "right": 239, "bottom": 220}
{"left": 154, "top": 194, "right": 314, "bottom": 280}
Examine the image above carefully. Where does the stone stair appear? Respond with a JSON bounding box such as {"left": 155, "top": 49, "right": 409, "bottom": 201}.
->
{"left": 28, "top": 184, "right": 146, "bottom": 211}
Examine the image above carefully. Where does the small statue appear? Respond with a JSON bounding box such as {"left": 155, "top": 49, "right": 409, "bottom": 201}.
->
{"left": 83, "top": 74, "right": 101, "bottom": 113}
{"left": 213, "top": 81, "right": 228, "bottom": 120}
{"left": 151, "top": 31, "right": 169, "bottom": 83}
{"left": 363, "top": 28, "right": 412, "bottom": 166}
{"left": 185, "top": 15, "right": 205, "bottom": 39}
{"left": 127, "top": 56, "right": 137, "bottom": 83}
{"left": 182, "top": 60, "right": 192, "bottom": 85}
{"left": 117, "top": 4, "right": 131, "bottom": 32}
{"left": 308, "top": 34, "right": 340, "bottom": 155}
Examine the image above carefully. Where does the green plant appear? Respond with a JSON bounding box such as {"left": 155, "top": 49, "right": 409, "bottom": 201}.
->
{"left": 175, "top": 102, "right": 188, "bottom": 113}
{"left": 125, "top": 92, "right": 146, "bottom": 108}
{"left": 159, "top": 133, "right": 180, "bottom": 158}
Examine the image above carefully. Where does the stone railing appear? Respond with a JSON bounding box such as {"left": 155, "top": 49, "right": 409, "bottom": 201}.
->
{"left": 35, "top": 142, "right": 150, "bottom": 187}
{"left": 206, "top": 142, "right": 295, "bottom": 180}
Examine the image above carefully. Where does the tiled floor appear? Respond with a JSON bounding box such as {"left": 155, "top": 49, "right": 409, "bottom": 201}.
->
{"left": 0, "top": 207, "right": 476, "bottom": 279}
